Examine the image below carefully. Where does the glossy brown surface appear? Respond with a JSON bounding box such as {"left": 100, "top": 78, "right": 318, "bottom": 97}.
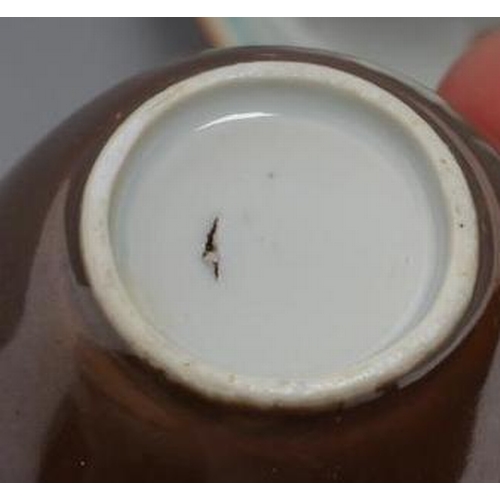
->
{"left": 2, "top": 47, "right": 500, "bottom": 482}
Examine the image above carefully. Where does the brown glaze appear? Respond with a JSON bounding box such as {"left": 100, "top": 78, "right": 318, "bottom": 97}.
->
{"left": 2, "top": 47, "right": 500, "bottom": 482}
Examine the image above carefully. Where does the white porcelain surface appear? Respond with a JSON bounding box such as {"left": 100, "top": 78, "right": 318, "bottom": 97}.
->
{"left": 81, "top": 61, "right": 478, "bottom": 407}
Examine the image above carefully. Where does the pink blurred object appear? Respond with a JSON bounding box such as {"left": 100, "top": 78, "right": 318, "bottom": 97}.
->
{"left": 439, "top": 30, "right": 500, "bottom": 152}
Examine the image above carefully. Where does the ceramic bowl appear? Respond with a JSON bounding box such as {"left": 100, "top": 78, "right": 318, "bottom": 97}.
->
{"left": 2, "top": 47, "right": 500, "bottom": 482}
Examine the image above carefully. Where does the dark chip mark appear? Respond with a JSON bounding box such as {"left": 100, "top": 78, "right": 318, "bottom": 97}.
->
{"left": 202, "top": 217, "right": 220, "bottom": 280}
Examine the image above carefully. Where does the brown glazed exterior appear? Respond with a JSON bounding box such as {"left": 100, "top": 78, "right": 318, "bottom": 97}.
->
{"left": 2, "top": 47, "right": 500, "bottom": 482}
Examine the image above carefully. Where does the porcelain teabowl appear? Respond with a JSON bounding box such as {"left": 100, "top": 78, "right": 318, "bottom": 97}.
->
{"left": 1, "top": 47, "right": 500, "bottom": 482}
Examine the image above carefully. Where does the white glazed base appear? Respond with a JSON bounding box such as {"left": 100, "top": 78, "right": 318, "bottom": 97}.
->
{"left": 81, "top": 61, "right": 478, "bottom": 408}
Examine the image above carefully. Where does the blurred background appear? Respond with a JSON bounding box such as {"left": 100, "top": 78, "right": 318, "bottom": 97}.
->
{"left": 1, "top": 17, "right": 500, "bottom": 179}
